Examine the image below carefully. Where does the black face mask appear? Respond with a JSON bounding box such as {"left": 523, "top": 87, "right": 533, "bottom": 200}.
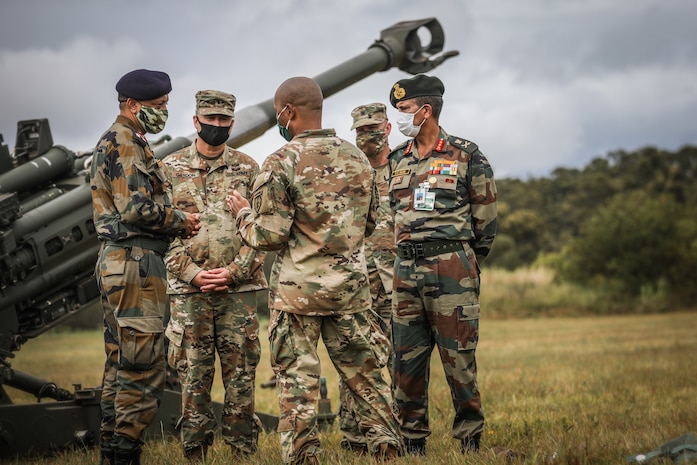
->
{"left": 197, "top": 121, "right": 231, "bottom": 146}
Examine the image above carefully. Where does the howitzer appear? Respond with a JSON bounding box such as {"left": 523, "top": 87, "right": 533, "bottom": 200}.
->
{"left": 0, "top": 17, "right": 458, "bottom": 459}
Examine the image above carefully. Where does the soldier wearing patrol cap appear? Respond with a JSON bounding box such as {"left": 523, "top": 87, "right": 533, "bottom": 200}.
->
{"left": 163, "top": 89, "right": 267, "bottom": 463}
{"left": 91, "top": 69, "right": 201, "bottom": 465}
{"left": 387, "top": 74, "right": 498, "bottom": 456}
{"left": 338, "top": 102, "right": 397, "bottom": 454}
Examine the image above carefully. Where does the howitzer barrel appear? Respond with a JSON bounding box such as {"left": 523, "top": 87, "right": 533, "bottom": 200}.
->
{"left": 154, "top": 17, "right": 457, "bottom": 158}
{"left": 0, "top": 145, "right": 74, "bottom": 194}
{"left": 1, "top": 244, "right": 99, "bottom": 313}
{"left": 11, "top": 183, "right": 91, "bottom": 239}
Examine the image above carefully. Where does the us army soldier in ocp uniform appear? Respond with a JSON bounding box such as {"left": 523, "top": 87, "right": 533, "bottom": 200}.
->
{"left": 228, "top": 77, "right": 403, "bottom": 464}
{"left": 387, "top": 74, "right": 497, "bottom": 456}
{"left": 339, "top": 102, "right": 396, "bottom": 454}
{"left": 90, "top": 68, "right": 200, "bottom": 465}
{"left": 164, "top": 90, "right": 267, "bottom": 462}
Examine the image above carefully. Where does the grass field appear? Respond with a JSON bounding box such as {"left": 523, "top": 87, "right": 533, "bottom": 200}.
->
{"left": 4, "top": 310, "right": 696, "bottom": 464}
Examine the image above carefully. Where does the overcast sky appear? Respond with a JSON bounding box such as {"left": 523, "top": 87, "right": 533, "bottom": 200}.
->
{"left": 1, "top": 0, "right": 695, "bottom": 179}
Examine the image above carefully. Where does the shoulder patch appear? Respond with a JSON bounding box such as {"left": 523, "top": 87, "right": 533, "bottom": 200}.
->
{"left": 449, "top": 136, "right": 479, "bottom": 154}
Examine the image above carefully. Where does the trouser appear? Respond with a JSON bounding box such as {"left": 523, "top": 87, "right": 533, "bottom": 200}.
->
{"left": 166, "top": 290, "right": 261, "bottom": 454}
{"left": 96, "top": 244, "right": 167, "bottom": 452}
{"left": 392, "top": 242, "right": 484, "bottom": 444}
{"left": 339, "top": 270, "right": 393, "bottom": 448}
{"left": 269, "top": 310, "right": 403, "bottom": 464}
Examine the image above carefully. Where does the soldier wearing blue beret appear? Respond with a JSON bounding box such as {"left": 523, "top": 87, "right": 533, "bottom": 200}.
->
{"left": 91, "top": 69, "right": 200, "bottom": 465}
{"left": 387, "top": 74, "right": 498, "bottom": 457}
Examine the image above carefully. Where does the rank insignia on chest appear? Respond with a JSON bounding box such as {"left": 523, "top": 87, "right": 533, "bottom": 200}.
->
{"left": 429, "top": 160, "right": 458, "bottom": 175}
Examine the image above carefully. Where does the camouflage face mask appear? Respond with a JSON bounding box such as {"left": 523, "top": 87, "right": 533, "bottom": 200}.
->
{"left": 356, "top": 129, "right": 388, "bottom": 158}
{"left": 136, "top": 104, "right": 168, "bottom": 134}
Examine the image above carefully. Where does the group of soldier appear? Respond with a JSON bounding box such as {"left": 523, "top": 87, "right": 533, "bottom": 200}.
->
{"left": 90, "top": 68, "right": 497, "bottom": 465}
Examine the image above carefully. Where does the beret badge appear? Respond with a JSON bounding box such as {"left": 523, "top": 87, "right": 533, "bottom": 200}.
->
{"left": 393, "top": 84, "right": 406, "bottom": 101}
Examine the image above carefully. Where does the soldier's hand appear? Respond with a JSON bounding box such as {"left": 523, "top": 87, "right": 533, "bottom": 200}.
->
{"left": 182, "top": 212, "right": 201, "bottom": 238}
{"left": 192, "top": 268, "right": 230, "bottom": 293}
{"left": 227, "top": 190, "right": 250, "bottom": 217}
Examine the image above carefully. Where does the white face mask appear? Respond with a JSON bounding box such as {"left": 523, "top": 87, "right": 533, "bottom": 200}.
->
{"left": 396, "top": 105, "right": 426, "bottom": 137}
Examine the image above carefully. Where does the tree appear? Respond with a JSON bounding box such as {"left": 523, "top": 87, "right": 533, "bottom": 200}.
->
{"left": 555, "top": 190, "right": 697, "bottom": 301}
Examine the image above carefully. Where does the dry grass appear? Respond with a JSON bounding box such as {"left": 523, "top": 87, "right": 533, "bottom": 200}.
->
{"left": 5, "top": 309, "right": 696, "bottom": 464}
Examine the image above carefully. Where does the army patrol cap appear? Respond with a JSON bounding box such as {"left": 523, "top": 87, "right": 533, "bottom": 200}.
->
{"left": 389, "top": 74, "right": 445, "bottom": 108}
{"left": 196, "top": 90, "right": 236, "bottom": 118}
{"left": 116, "top": 69, "right": 172, "bottom": 100}
{"left": 350, "top": 102, "right": 388, "bottom": 130}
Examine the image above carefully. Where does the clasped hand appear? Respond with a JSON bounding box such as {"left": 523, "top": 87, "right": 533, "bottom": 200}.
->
{"left": 192, "top": 268, "right": 231, "bottom": 293}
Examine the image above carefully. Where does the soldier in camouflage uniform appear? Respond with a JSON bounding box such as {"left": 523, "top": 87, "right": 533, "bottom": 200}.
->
{"left": 227, "top": 77, "right": 404, "bottom": 465}
{"left": 387, "top": 74, "right": 498, "bottom": 456}
{"left": 90, "top": 69, "right": 201, "bottom": 465}
{"left": 163, "top": 90, "right": 268, "bottom": 463}
{"left": 339, "top": 102, "right": 397, "bottom": 454}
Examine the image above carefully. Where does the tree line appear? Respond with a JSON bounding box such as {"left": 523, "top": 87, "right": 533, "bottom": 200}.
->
{"left": 488, "top": 145, "right": 697, "bottom": 304}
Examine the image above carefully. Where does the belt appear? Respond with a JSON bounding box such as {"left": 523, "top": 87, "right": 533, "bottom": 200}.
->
{"left": 105, "top": 236, "right": 169, "bottom": 255}
{"left": 396, "top": 240, "right": 463, "bottom": 260}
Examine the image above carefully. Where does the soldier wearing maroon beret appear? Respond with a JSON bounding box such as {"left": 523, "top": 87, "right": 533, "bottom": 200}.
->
{"left": 387, "top": 74, "right": 498, "bottom": 457}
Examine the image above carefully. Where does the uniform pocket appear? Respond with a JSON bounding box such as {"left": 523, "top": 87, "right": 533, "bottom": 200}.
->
{"left": 457, "top": 304, "right": 480, "bottom": 352}
{"left": 117, "top": 316, "right": 163, "bottom": 370}
{"left": 367, "top": 310, "right": 390, "bottom": 368}
{"left": 244, "top": 314, "right": 260, "bottom": 341}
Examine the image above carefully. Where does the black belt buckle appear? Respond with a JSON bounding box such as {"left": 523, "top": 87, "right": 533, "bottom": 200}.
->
{"left": 413, "top": 242, "right": 425, "bottom": 259}
{"left": 398, "top": 242, "right": 425, "bottom": 259}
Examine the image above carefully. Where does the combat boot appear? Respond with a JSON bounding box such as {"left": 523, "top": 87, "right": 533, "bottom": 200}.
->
{"left": 113, "top": 448, "right": 141, "bottom": 465}
{"left": 100, "top": 445, "right": 114, "bottom": 465}
{"left": 375, "top": 443, "right": 401, "bottom": 460}
{"left": 461, "top": 433, "right": 481, "bottom": 454}
{"left": 404, "top": 438, "right": 426, "bottom": 456}
{"left": 184, "top": 445, "right": 208, "bottom": 463}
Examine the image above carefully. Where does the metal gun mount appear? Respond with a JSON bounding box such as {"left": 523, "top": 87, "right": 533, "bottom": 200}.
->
{"left": 0, "top": 17, "right": 457, "bottom": 460}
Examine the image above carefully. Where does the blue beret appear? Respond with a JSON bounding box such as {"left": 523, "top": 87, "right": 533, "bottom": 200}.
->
{"left": 115, "top": 69, "right": 172, "bottom": 100}
{"left": 390, "top": 74, "right": 444, "bottom": 108}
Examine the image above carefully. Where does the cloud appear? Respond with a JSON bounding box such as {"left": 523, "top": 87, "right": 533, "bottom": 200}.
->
{"left": 1, "top": 0, "right": 696, "bottom": 180}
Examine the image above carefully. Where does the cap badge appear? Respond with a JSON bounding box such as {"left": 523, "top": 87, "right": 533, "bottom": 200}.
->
{"left": 393, "top": 84, "right": 406, "bottom": 100}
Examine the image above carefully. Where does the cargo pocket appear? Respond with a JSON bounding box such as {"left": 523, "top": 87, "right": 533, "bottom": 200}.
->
{"left": 367, "top": 310, "right": 390, "bottom": 368}
{"left": 98, "top": 247, "right": 127, "bottom": 296}
{"left": 244, "top": 314, "right": 260, "bottom": 341}
{"left": 165, "top": 318, "right": 185, "bottom": 370}
{"left": 117, "top": 316, "right": 163, "bottom": 370}
{"left": 269, "top": 311, "right": 294, "bottom": 373}
{"left": 457, "top": 304, "right": 480, "bottom": 352}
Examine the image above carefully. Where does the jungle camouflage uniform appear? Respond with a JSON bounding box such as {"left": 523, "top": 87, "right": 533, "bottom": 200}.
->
{"left": 235, "top": 129, "right": 403, "bottom": 464}
{"left": 164, "top": 142, "right": 267, "bottom": 455}
{"left": 91, "top": 115, "right": 189, "bottom": 456}
{"left": 388, "top": 128, "right": 497, "bottom": 449}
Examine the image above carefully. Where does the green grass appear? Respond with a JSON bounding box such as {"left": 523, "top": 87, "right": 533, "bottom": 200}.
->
{"left": 5, "top": 310, "right": 696, "bottom": 464}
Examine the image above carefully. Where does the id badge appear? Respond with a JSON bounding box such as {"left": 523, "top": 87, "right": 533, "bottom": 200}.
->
{"left": 414, "top": 187, "right": 435, "bottom": 211}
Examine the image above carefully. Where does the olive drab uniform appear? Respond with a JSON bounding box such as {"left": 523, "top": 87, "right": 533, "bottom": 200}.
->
{"left": 388, "top": 128, "right": 497, "bottom": 446}
{"left": 163, "top": 142, "right": 267, "bottom": 455}
{"left": 90, "top": 115, "right": 189, "bottom": 453}
{"left": 235, "top": 129, "right": 403, "bottom": 464}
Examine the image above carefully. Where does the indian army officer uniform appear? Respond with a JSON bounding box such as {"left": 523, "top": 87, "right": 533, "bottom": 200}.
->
{"left": 163, "top": 90, "right": 267, "bottom": 459}
{"left": 90, "top": 69, "right": 194, "bottom": 465}
{"left": 387, "top": 75, "right": 498, "bottom": 454}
